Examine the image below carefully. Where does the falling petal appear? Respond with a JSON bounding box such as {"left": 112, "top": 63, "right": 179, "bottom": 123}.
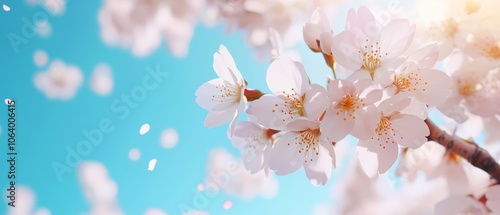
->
{"left": 222, "top": 200, "right": 233, "bottom": 210}
{"left": 34, "top": 50, "right": 49, "bottom": 67}
{"left": 148, "top": 159, "right": 157, "bottom": 171}
{"left": 3, "top": 4, "right": 10, "bottom": 12}
{"left": 35, "top": 20, "right": 52, "bottom": 37}
{"left": 128, "top": 148, "right": 141, "bottom": 161}
{"left": 197, "top": 184, "right": 204, "bottom": 191}
{"left": 90, "top": 63, "right": 113, "bottom": 96}
{"left": 160, "top": 128, "right": 178, "bottom": 148}
{"left": 140, "top": 123, "right": 150, "bottom": 135}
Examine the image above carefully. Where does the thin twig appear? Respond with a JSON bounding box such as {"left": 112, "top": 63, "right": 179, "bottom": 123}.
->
{"left": 425, "top": 119, "right": 500, "bottom": 183}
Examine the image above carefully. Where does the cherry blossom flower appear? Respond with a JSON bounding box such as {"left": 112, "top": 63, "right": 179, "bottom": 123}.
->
{"left": 321, "top": 79, "right": 381, "bottom": 141}
{"left": 204, "top": 0, "right": 342, "bottom": 57}
{"left": 98, "top": 0, "right": 202, "bottom": 57}
{"left": 269, "top": 119, "right": 336, "bottom": 186}
{"left": 438, "top": 56, "right": 500, "bottom": 122}
{"left": 462, "top": 29, "right": 500, "bottom": 63}
{"left": 78, "top": 162, "right": 123, "bottom": 215}
{"left": 195, "top": 45, "right": 246, "bottom": 135}
{"left": 7, "top": 186, "right": 53, "bottom": 215}
{"left": 413, "top": 0, "right": 480, "bottom": 59}
{"left": 205, "top": 148, "right": 279, "bottom": 199}
{"left": 331, "top": 6, "right": 415, "bottom": 86}
{"left": 247, "top": 55, "right": 329, "bottom": 130}
{"left": 33, "top": 59, "right": 83, "bottom": 100}
{"left": 391, "top": 45, "right": 452, "bottom": 106}
{"left": 303, "top": 8, "right": 333, "bottom": 55}
{"left": 358, "top": 95, "right": 429, "bottom": 173}
{"left": 230, "top": 120, "right": 275, "bottom": 174}
{"left": 428, "top": 149, "right": 490, "bottom": 196}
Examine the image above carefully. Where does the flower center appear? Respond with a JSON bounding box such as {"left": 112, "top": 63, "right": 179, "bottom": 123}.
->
{"left": 472, "top": 34, "right": 500, "bottom": 60}
{"left": 485, "top": 43, "right": 500, "bottom": 59}
{"left": 244, "top": 132, "right": 270, "bottom": 154}
{"left": 359, "top": 40, "right": 385, "bottom": 78}
{"left": 394, "top": 71, "right": 427, "bottom": 93}
{"left": 457, "top": 79, "right": 480, "bottom": 96}
{"left": 51, "top": 72, "right": 67, "bottom": 87}
{"left": 335, "top": 94, "right": 365, "bottom": 121}
{"left": 443, "top": 18, "right": 458, "bottom": 38}
{"left": 372, "top": 116, "right": 401, "bottom": 149}
{"left": 465, "top": 0, "right": 482, "bottom": 14}
{"left": 289, "top": 129, "right": 321, "bottom": 163}
{"left": 212, "top": 81, "right": 242, "bottom": 103}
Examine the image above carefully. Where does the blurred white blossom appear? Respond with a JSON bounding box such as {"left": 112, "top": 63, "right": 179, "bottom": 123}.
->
{"left": 34, "top": 59, "right": 83, "bottom": 100}
{"left": 98, "top": 0, "right": 203, "bottom": 57}
{"left": 205, "top": 148, "right": 279, "bottom": 199}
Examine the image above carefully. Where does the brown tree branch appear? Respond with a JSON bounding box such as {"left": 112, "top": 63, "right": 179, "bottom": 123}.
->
{"left": 425, "top": 119, "right": 500, "bottom": 183}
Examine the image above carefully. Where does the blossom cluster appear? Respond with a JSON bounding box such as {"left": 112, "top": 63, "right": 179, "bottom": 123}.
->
{"left": 195, "top": 7, "right": 455, "bottom": 185}
{"left": 98, "top": 0, "right": 344, "bottom": 58}
{"left": 411, "top": 0, "right": 500, "bottom": 126}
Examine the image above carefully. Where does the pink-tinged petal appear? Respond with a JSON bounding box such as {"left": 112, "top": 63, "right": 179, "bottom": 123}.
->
{"left": 321, "top": 138, "right": 337, "bottom": 168}
{"left": 231, "top": 121, "right": 263, "bottom": 148}
{"left": 435, "top": 196, "right": 488, "bottom": 215}
{"left": 195, "top": 78, "right": 225, "bottom": 110}
{"left": 303, "top": 23, "right": 322, "bottom": 52}
{"left": 356, "top": 80, "right": 382, "bottom": 105}
{"left": 269, "top": 132, "right": 303, "bottom": 175}
{"left": 360, "top": 136, "right": 399, "bottom": 173}
{"left": 303, "top": 142, "right": 334, "bottom": 186}
{"left": 215, "top": 45, "right": 242, "bottom": 82}
{"left": 400, "top": 97, "right": 428, "bottom": 120}
{"left": 227, "top": 98, "right": 246, "bottom": 137}
{"left": 486, "top": 185, "right": 500, "bottom": 213}
{"left": 303, "top": 8, "right": 331, "bottom": 52}
{"left": 413, "top": 69, "right": 452, "bottom": 106}
{"left": 373, "top": 68, "right": 394, "bottom": 87}
{"left": 375, "top": 139, "right": 398, "bottom": 173}
{"left": 437, "top": 94, "right": 468, "bottom": 123}
{"left": 378, "top": 93, "right": 411, "bottom": 116}
{"left": 269, "top": 28, "right": 283, "bottom": 59}
{"left": 356, "top": 144, "right": 379, "bottom": 178}
{"left": 348, "top": 6, "right": 378, "bottom": 39}
{"left": 345, "top": 8, "right": 357, "bottom": 31}
{"left": 287, "top": 118, "right": 320, "bottom": 131}
{"left": 321, "top": 108, "right": 353, "bottom": 142}
{"left": 379, "top": 19, "right": 415, "bottom": 58}
{"left": 331, "top": 31, "right": 362, "bottom": 71}
{"left": 407, "top": 44, "right": 439, "bottom": 68}
{"left": 444, "top": 162, "right": 471, "bottom": 196}
{"left": 391, "top": 114, "right": 429, "bottom": 149}
{"left": 466, "top": 94, "right": 500, "bottom": 118}
{"left": 304, "top": 84, "right": 329, "bottom": 121}
{"left": 246, "top": 95, "right": 287, "bottom": 130}
{"left": 327, "top": 79, "right": 355, "bottom": 103}
{"left": 311, "top": 8, "right": 331, "bottom": 32}
{"left": 266, "top": 55, "right": 308, "bottom": 95}
{"left": 319, "top": 32, "right": 333, "bottom": 55}
{"left": 204, "top": 107, "right": 236, "bottom": 128}
{"left": 351, "top": 105, "right": 379, "bottom": 140}
{"left": 242, "top": 149, "right": 265, "bottom": 173}
{"left": 346, "top": 70, "right": 372, "bottom": 83}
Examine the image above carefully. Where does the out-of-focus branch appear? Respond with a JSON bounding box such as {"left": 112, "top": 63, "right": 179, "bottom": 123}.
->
{"left": 425, "top": 119, "right": 500, "bottom": 183}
